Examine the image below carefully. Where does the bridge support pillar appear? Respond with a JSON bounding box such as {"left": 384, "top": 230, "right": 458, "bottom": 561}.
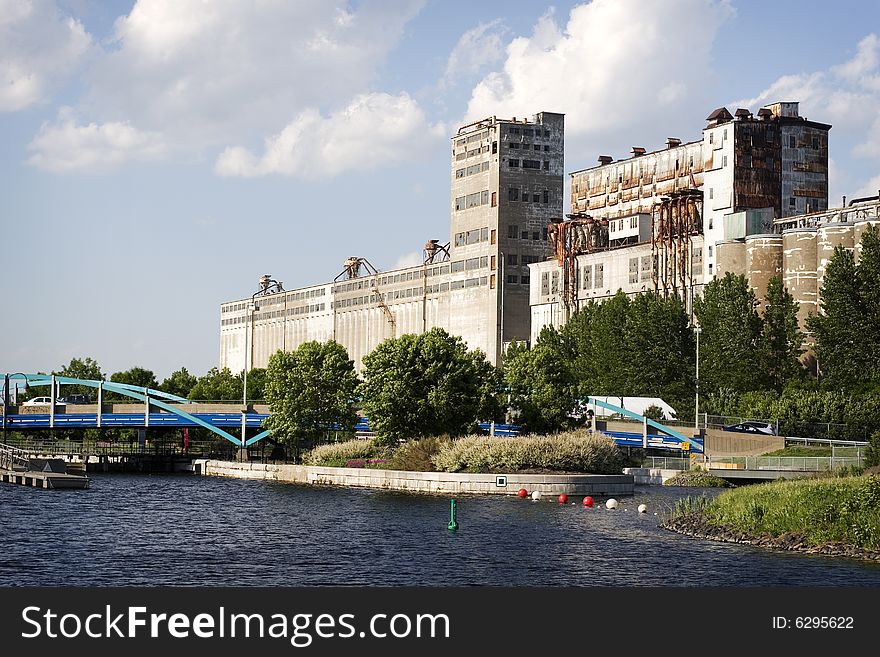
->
{"left": 642, "top": 418, "right": 648, "bottom": 448}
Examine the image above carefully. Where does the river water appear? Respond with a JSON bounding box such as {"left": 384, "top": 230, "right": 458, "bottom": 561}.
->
{"left": 1, "top": 474, "right": 879, "bottom": 586}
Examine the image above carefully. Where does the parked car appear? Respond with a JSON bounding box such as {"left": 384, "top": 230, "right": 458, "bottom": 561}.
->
{"left": 722, "top": 421, "right": 776, "bottom": 435}
{"left": 21, "top": 396, "right": 62, "bottom": 407}
{"left": 58, "top": 394, "right": 92, "bottom": 405}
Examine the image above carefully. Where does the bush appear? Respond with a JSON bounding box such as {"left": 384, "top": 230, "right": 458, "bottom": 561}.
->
{"left": 663, "top": 471, "right": 729, "bottom": 487}
{"left": 866, "top": 430, "right": 880, "bottom": 468}
{"left": 431, "top": 431, "right": 625, "bottom": 474}
{"left": 301, "top": 438, "right": 382, "bottom": 466}
{"left": 388, "top": 436, "right": 449, "bottom": 472}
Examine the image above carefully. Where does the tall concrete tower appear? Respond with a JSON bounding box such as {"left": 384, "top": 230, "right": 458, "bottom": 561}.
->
{"left": 449, "top": 112, "right": 564, "bottom": 360}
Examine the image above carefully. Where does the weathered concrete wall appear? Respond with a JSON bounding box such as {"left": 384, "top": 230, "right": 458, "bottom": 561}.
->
{"left": 622, "top": 467, "right": 682, "bottom": 485}
{"left": 195, "top": 460, "right": 634, "bottom": 496}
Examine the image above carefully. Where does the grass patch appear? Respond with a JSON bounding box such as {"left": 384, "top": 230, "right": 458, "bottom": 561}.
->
{"left": 763, "top": 446, "right": 832, "bottom": 457}
{"left": 301, "top": 438, "right": 385, "bottom": 467}
{"left": 664, "top": 471, "right": 730, "bottom": 487}
{"left": 703, "top": 474, "right": 880, "bottom": 550}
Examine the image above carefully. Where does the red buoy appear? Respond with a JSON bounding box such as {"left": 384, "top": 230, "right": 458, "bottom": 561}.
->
{"left": 582, "top": 496, "right": 594, "bottom": 507}
{"left": 558, "top": 494, "right": 568, "bottom": 504}
{"left": 517, "top": 488, "right": 528, "bottom": 498}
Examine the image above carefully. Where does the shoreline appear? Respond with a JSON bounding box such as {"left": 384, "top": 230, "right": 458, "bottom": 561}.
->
{"left": 194, "top": 459, "right": 634, "bottom": 496}
{"left": 661, "top": 511, "right": 880, "bottom": 563}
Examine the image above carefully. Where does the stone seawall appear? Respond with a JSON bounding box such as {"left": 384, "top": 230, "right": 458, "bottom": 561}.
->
{"left": 195, "top": 460, "right": 634, "bottom": 496}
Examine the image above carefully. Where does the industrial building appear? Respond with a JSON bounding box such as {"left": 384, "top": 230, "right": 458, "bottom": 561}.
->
{"left": 219, "top": 112, "right": 564, "bottom": 372}
{"left": 530, "top": 101, "right": 841, "bottom": 342}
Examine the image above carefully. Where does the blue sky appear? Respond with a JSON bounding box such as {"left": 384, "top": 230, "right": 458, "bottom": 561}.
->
{"left": 2, "top": 0, "right": 879, "bottom": 380}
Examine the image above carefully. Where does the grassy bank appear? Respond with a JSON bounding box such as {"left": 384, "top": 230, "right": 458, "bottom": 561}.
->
{"left": 663, "top": 471, "right": 729, "bottom": 487}
{"left": 666, "top": 474, "right": 880, "bottom": 553}
{"left": 300, "top": 431, "right": 627, "bottom": 474}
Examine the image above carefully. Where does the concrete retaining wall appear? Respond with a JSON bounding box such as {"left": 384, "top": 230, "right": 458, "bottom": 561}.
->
{"left": 622, "top": 467, "right": 683, "bottom": 485}
{"left": 195, "top": 460, "right": 634, "bottom": 496}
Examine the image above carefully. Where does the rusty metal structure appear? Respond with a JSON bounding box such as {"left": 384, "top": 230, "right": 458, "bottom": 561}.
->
{"left": 650, "top": 190, "right": 703, "bottom": 302}
{"left": 332, "top": 257, "right": 396, "bottom": 337}
{"left": 423, "top": 239, "right": 450, "bottom": 264}
{"left": 256, "top": 274, "right": 283, "bottom": 295}
{"left": 547, "top": 215, "right": 609, "bottom": 316}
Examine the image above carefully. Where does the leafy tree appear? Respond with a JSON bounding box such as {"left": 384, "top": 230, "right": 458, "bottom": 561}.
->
{"left": 188, "top": 367, "right": 243, "bottom": 401}
{"left": 504, "top": 328, "right": 580, "bottom": 434}
{"left": 358, "top": 328, "right": 495, "bottom": 444}
{"left": 159, "top": 368, "right": 198, "bottom": 399}
{"left": 52, "top": 357, "right": 104, "bottom": 398}
{"left": 760, "top": 276, "right": 805, "bottom": 391}
{"left": 263, "top": 341, "right": 359, "bottom": 461}
{"left": 643, "top": 404, "right": 667, "bottom": 422}
{"left": 243, "top": 367, "right": 267, "bottom": 401}
{"left": 694, "top": 273, "right": 766, "bottom": 393}
{"left": 809, "top": 226, "right": 880, "bottom": 390}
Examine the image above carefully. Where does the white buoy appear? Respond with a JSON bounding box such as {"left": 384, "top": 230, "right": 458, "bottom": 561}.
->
{"left": 605, "top": 498, "right": 618, "bottom": 509}
{"left": 638, "top": 504, "right": 648, "bottom": 514}
{"left": 531, "top": 490, "right": 542, "bottom": 501}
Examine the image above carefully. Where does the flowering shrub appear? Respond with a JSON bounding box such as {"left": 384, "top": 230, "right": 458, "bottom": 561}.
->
{"left": 302, "top": 439, "right": 381, "bottom": 466}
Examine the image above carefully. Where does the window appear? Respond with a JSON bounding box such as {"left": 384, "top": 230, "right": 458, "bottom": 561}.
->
{"left": 532, "top": 231, "right": 539, "bottom": 241}
{"left": 490, "top": 274, "right": 496, "bottom": 289}
{"left": 507, "top": 254, "right": 518, "bottom": 265}
{"left": 481, "top": 161, "right": 489, "bottom": 172}
{"left": 722, "top": 155, "right": 728, "bottom": 167}
{"left": 812, "top": 136, "right": 819, "bottom": 149}
{"left": 507, "top": 275, "right": 518, "bottom": 284}
{"left": 709, "top": 188, "right": 713, "bottom": 200}
{"left": 708, "top": 217, "right": 713, "bottom": 230}
{"left": 582, "top": 265, "right": 592, "bottom": 289}
{"left": 509, "top": 159, "right": 520, "bottom": 167}
{"left": 455, "top": 168, "right": 465, "bottom": 178}
{"left": 544, "top": 145, "right": 550, "bottom": 152}
{"left": 709, "top": 133, "right": 714, "bottom": 145}
{"left": 521, "top": 230, "right": 529, "bottom": 240}
{"left": 789, "top": 196, "right": 796, "bottom": 208}
{"left": 454, "top": 232, "right": 465, "bottom": 246}
{"left": 543, "top": 160, "right": 550, "bottom": 170}
{"left": 455, "top": 196, "right": 465, "bottom": 211}
{"left": 481, "top": 190, "right": 489, "bottom": 205}
{"left": 508, "top": 187, "right": 519, "bottom": 202}
{"left": 723, "top": 128, "right": 727, "bottom": 140}
{"left": 789, "top": 135, "right": 796, "bottom": 148}
{"left": 708, "top": 245, "right": 713, "bottom": 257}
{"left": 491, "top": 255, "right": 496, "bottom": 270}
{"left": 523, "top": 159, "right": 540, "bottom": 169}
{"left": 629, "top": 257, "right": 639, "bottom": 284}
{"left": 533, "top": 144, "right": 540, "bottom": 151}
{"left": 491, "top": 192, "right": 497, "bottom": 207}
{"left": 532, "top": 193, "right": 540, "bottom": 203}
{"left": 451, "top": 260, "right": 465, "bottom": 273}
{"left": 551, "top": 271, "right": 559, "bottom": 294}
{"left": 480, "top": 227, "right": 488, "bottom": 241}
{"left": 508, "top": 225, "right": 518, "bottom": 239}
{"left": 541, "top": 271, "right": 549, "bottom": 295}
{"left": 521, "top": 275, "right": 530, "bottom": 285}
{"left": 509, "top": 142, "right": 520, "bottom": 149}
{"left": 522, "top": 128, "right": 533, "bottom": 137}
{"left": 490, "top": 229, "right": 496, "bottom": 244}
{"left": 466, "top": 257, "right": 480, "bottom": 270}
{"left": 595, "top": 263, "right": 604, "bottom": 288}
{"left": 492, "top": 141, "right": 497, "bottom": 154}
{"left": 544, "top": 129, "right": 550, "bottom": 137}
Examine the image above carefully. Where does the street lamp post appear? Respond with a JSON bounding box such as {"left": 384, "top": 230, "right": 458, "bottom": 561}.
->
{"left": 695, "top": 326, "right": 701, "bottom": 435}
{"left": 2, "top": 373, "right": 29, "bottom": 445}
{"left": 241, "top": 294, "right": 260, "bottom": 459}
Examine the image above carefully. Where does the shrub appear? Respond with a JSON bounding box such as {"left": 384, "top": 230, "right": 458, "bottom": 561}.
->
{"left": 431, "top": 431, "right": 625, "bottom": 474}
{"left": 388, "top": 436, "right": 450, "bottom": 472}
{"left": 663, "top": 471, "right": 729, "bottom": 487}
{"left": 301, "top": 438, "right": 382, "bottom": 466}
{"left": 866, "top": 430, "right": 880, "bottom": 468}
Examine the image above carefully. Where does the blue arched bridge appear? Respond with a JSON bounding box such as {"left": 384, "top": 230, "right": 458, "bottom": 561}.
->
{"left": 1, "top": 374, "right": 702, "bottom": 453}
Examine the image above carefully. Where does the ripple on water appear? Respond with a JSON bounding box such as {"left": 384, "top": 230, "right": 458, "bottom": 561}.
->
{"left": 1, "top": 475, "right": 879, "bottom": 586}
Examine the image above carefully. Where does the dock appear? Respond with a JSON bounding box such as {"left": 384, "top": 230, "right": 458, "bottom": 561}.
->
{"left": 1, "top": 443, "right": 90, "bottom": 490}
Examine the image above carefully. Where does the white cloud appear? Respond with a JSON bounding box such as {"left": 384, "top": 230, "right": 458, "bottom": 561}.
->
{"left": 29, "top": 0, "right": 426, "bottom": 172}
{"left": 444, "top": 19, "right": 506, "bottom": 84}
{"left": 856, "top": 173, "right": 880, "bottom": 199}
{"left": 27, "top": 113, "right": 166, "bottom": 173}
{"left": 215, "top": 92, "right": 444, "bottom": 178}
{"left": 392, "top": 252, "right": 423, "bottom": 270}
{"left": 465, "top": 0, "right": 734, "bottom": 137}
{"left": 0, "top": 0, "right": 92, "bottom": 111}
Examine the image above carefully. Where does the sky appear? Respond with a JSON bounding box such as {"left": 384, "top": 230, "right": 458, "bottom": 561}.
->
{"left": 2, "top": 0, "right": 879, "bottom": 381}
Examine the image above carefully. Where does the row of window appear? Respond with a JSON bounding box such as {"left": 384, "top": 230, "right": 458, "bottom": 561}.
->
{"left": 450, "top": 256, "right": 489, "bottom": 273}
{"left": 506, "top": 127, "right": 551, "bottom": 138}
{"left": 222, "top": 289, "right": 325, "bottom": 313}
{"left": 507, "top": 274, "right": 531, "bottom": 285}
{"left": 509, "top": 159, "right": 551, "bottom": 170}
{"left": 454, "top": 226, "right": 491, "bottom": 247}
{"left": 221, "top": 303, "right": 327, "bottom": 324}
{"left": 455, "top": 144, "right": 491, "bottom": 161}
{"left": 508, "top": 143, "right": 551, "bottom": 152}
{"left": 507, "top": 187, "right": 551, "bottom": 203}
{"left": 455, "top": 161, "right": 491, "bottom": 179}
{"left": 454, "top": 190, "right": 492, "bottom": 211}
{"left": 454, "top": 130, "right": 490, "bottom": 147}
{"left": 506, "top": 224, "right": 549, "bottom": 241}
{"left": 505, "top": 253, "right": 541, "bottom": 265}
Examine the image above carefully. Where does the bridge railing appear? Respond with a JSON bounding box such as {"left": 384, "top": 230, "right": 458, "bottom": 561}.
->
{"left": 707, "top": 455, "right": 864, "bottom": 472}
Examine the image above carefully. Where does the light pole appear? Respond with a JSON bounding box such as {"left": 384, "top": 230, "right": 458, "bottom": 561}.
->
{"left": 241, "top": 293, "right": 260, "bottom": 459}
{"left": 2, "top": 373, "right": 29, "bottom": 445}
{"left": 694, "top": 325, "right": 701, "bottom": 435}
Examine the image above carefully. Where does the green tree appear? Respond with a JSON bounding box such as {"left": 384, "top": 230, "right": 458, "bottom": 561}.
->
{"left": 504, "top": 328, "right": 580, "bottom": 434}
{"left": 159, "top": 367, "right": 198, "bottom": 399}
{"left": 188, "top": 367, "right": 243, "bottom": 401}
{"left": 760, "top": 276, "right": 805, "bottom": 391}
{"left": 243, "top": 367, "right": 267, "bottom": 401}
{"left": 809, "top": 226, "right": 880, "bottom": 390}
{"left": 358, "top": 328, "right": 495, "bottom": 444}
{"left": 263, "top": 341, "right": 359, "bottom": 461}
{"left": 53, "top": 357, "right": 104, "bottom": 398}
{"left": 694, "top": 273, "right": 766, "bottom": 393}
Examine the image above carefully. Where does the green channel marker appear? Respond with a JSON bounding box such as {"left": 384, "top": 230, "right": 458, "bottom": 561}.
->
{"left": 448, "top": 498, "right": 458, "bottom": 531}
